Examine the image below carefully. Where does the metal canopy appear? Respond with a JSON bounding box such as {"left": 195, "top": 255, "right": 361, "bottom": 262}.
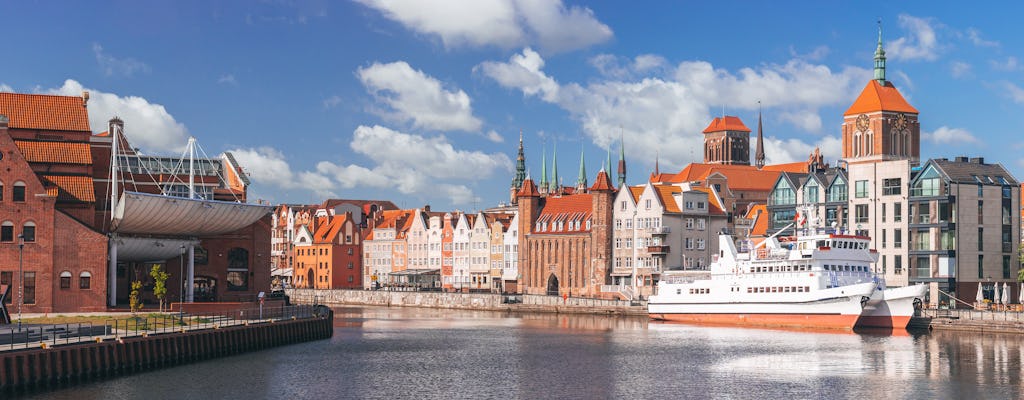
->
{"left": 114, "top": 236, "right": 200, "bottom": 262}
{"left": 112, "top": 191, "right": 272, "bottom": 236}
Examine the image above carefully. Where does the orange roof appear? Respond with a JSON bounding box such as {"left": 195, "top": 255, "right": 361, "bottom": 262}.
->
{"left": 653, "top": 185, "right": 682, "bottom": 213}
{"left": 844, "top": 80, "right": 918, "bottom": 115}
{"left": 15, "top": 141, "right": 92, "bottom": 164}
{"left": 313, "top": 214, "right": 348, "bottom": 244}
{"left": 759, "top": 162, "right": 808, "bottom": 173}
{"left": 628, "top": 186, "right": 644, "bottom": 203}
{"left": 744, "top": 204, "right": 769, "bottom": 237}
{"left": 703, "top": 116, "right": 751, "bottom": 133}
{"left": 666, "top": 163, "right": 796, "bottom": 192}
{"left": 0, "top": 92, "right": 90, "bottom": 132}
{"left": 534, "top": 194, "right": 593, "bottom": 234}
{"left": 41, "top": 175, "right": 95, "bottom": 202}
{"left": 649, "top": 172, "right": 676, "bottom": 183}
{"left": 589, "top": 170, "right": 615, "bottom": 192}
{"left": 517, "top": 178, "right": 540, "bottom": 197}
{"left": 690, "top": 187, "right": 725, "bottom": 215}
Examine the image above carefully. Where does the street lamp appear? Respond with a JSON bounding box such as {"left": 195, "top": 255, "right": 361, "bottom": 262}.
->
{"left": 179, "top": 245, "right": 186, "bottom": 321}
{"left": 17, "top": 234, "right": 23, "bottom": 331}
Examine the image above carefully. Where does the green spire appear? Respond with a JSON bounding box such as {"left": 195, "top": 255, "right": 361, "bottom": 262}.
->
{"left": 606, "top": 145, "right": 612, "bottom": 175}
{"left": 540, "top": 144, "right": 548, "bottom": 188}
{"left": 551, "top": 143, "right": 559, "bottom": 192}
{"left": 617, "top": 135, "right": 626, "bottom": 187}
{"left": 577, "top": 146, "right": 587, "bottom": 188}
{"left": 874, "top": 20, "right": 886, "bottom": 84}
{"left": 512, "top": 130, "right": 526, "bottom": 189}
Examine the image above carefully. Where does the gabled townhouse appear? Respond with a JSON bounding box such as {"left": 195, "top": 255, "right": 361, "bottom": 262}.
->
{"left": 468, "top": 212, "right": 493, "bottom": 292}
{"left": 501, "top": 213, "right": 520, "bottom": 293}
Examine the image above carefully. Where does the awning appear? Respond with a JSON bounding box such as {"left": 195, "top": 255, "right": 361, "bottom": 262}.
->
{"left": 112, "top": 191, "right": 272, "bottom": 236}
{"left": 113, "top": 236, "right": 200, "bottom": 262}
{"left": 271, "top": 268, "right": 293, "bottom": 277}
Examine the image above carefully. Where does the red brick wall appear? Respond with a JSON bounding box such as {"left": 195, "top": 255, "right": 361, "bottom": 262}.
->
{"left": 51, "top": 211, "right": 107, "bottom": 312}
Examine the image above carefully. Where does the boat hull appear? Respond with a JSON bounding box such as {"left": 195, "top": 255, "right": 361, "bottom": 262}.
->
{"left": 650, "top": 312, "right": 861, "bottom": 330}
{"left": 855, "top": 284, "right": 928, "bottom": 329}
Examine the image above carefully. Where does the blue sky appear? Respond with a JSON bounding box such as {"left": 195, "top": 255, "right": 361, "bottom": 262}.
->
{"left": 3, "top": 1, "right": 1024, "bottom": 211}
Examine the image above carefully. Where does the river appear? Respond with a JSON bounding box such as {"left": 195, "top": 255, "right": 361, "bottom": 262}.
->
{"left": 25, "top": 306, "right": 1024, "bottom": 399}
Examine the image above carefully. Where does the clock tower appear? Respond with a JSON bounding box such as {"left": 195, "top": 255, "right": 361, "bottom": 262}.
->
{"left": 841, "top": 23, "right": 920, "bottom": 165}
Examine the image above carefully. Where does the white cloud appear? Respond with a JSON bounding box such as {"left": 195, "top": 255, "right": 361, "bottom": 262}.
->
{"left": 217, "top": 74, "right": 238, "bottom": 86}
{"left": 355, "top": 0, "right": 611, "bottom": 53}
{"left": 228, "top": 147, "right": 338, "bottom": 198}
{"left": 789, "top": 45, "right": 830, "bottom": 62}
{"left": 92, "top": 43, "right": 150, "bottom": 77}
{"left": 358, "top": 61, "right": 483, "bottom": 132}
{"left": 323, "top": 95, "right": 342, "bottom": 109}
{"left": 47, "top": 79, "right": 189, "bottom": 153}
{"left": 990, "top": 57, "right": 1020, "bottom": 72}
{"left": 485, "top": 130, "right": 505, "bottom": 143}
{"left": 1002, "top": 81, "right": 1024, "bottom": 104}
{"left": 893, "top": 70, "right": 915, "bottom": 91}
{"left": 0, "top": 83, "right": 11, "bottom": 92}
{"left": 589, "top": 53, "right": 668, "bottom": 79}
{"left": 950, "top": 61, "right": 972, "bottom": 78}
{"left": 759, "top": 135, "right": 842, "bottom": 166}
{"left": 478, "top": 48, "right": 869, "bottom": 170}
{"left": 966, "top": 28, "right": 999, "bottom": 47}
{"left": 923, "top": 126, "right": 979, "bottom": 144}
{"left": 888, "top": 14, "right": 940, "bottom": 61}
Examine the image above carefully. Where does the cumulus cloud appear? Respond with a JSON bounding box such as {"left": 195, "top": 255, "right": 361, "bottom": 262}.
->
{"left": 888, "top": 15, "right": 941, "bottom": 61}
{"left": 232, "top": 125, "right": 513, "bottom": 206}
{"left": 759, "top": 135, "right": 843, "bottom": 166}
{"left": 92, "top": 43, "right": 150, "bottom": 77}
{"left": 358, "top": 61, "right": 483, "bottom": 132}
{"left": 47, "top": 79, "right": 189, "bottom": 153}
{"left": 355, "top": 0, "right": 611, "bottom": 53}
{"left": 485, "top": 130, "right": 505, "bottom": 143}
{"left": 589, "top": 53, "right": 668, "bottom": 79}
{"left": 923, "top": 126, "right": 979, "bottom": 145}
{"left": 0, "top": 83, "right": 11, "bottom": 92}
{"left": 478, "top": 48, "right": 869, "bottom": 170}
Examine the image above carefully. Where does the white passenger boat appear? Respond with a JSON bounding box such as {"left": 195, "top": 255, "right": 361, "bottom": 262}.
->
{"left": 648, "top": 230, "right": 880, "bottom": 330}
{"left": 857, "top": 281, "right": 927, "bottom": 329}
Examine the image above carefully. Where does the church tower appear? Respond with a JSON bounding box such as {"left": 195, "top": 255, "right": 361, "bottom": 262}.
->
{"left": 702, "top": 116, "right": 751, "bottom": 165}
{"left": 510, "top": 130, "right": 527, "bottom": 204}
{"left": 841, "top": 22, "right": 920, "bottom": 165}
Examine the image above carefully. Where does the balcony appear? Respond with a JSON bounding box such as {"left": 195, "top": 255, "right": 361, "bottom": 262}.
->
{"left": 647, "top": 245, "right": 670, "bottom": 254}
{"left": 651, "top": 226, "right": 670, "bottom": 235}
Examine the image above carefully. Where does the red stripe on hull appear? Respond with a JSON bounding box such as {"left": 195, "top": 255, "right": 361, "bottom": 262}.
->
{"left": 855, "top": 315, "right": 912, "bottom": 330}
{"left": 650, "top": 313, "right": 860, "bottom": 330}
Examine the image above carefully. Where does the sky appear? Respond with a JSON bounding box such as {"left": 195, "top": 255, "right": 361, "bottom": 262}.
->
{"left": 3, "top": 1, "right": 1024, "bottom": 211}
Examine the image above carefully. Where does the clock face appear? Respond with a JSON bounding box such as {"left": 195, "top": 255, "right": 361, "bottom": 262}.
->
{"left": 893, "top": 113, "right": 908, "bottom": 132}
{"left": 855, "top": 114, "right": 870, "bottom": 132}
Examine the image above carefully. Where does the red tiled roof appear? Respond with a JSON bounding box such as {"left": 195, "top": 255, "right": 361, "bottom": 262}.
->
{"left": 653, "top": 185, "right": 681, "bottom": 213}
{"left": 628, "top": 186, "right": 644, "bottom": 203}
{"left": 844, "top": 80, "right": 918, "bottom": 115}
{"left": 589, "top": 170, "right": 615, "bottom": 192}
{"left": 666, "top": 163, "right": 803, "bottom": 192}
{"left": 745, "top": 204, "right": 769, "bottom": 237}
{"left": 15, "top": 141, "right": 92, "bottom": 164}
{"left": 759, "top": 162, "right": 808, "bottom": 173}
{"left": 0, "top": 92, "right": 90, "bottom": 132}
{"left": 689, "top": 187, "right": 725, "bottom": 215}
{"left": 313, "top": 214, "right": 348, "bottom": 244}
{"left": 534, "top": 194, "right": 592, "bottom": 234}
{"left": 41, "top": 175, "right": 95, "bottom": 202}
{"left": 517, "top": 178, "right": 540, "bottom": 197}
{"left": 703, "top": 116, "right": 751, "bottom": 133}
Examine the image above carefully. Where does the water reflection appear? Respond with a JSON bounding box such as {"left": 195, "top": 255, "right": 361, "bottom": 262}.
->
{"left": 22, "top": 306, "right": 1024, "bottom": 399}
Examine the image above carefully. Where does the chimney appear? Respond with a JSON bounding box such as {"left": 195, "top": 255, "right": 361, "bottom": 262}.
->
{"left": 954, "top": 156, "right": 968, "bottom": 163}
{"left": 82, "top": 91, "right": 90, "bottom": 107}
{"left": 423, "top": 205, "right": 430, "bottom": 213}
{"left": 969, "top": 157, "right": 984, "bottom": 164}
{"left": 0, "top": 114, "right": 8, "bottom": 129}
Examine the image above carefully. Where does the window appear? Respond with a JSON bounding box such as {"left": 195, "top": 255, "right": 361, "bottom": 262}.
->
{"left": 226, "top": 247, "right": 250, "bottom": 291}
{"left": 804, "top": 181, "right": 819, "bottom": 204}
{"left": 881, "top": 229, "right": 887, "bottom": 248}
{"left": 894, "top": 229, "right": 902, "bottom": 248}
{"left": 827, "top": 180, "right": 848, "bottom": 202}
{"left": 894, "top": 203, "right": 902, "bottom": 222}
{"left": 855, "top": 180, "right": 869, "bottom": 198}
{"left": 0, "top": 181, "right": 3, "bottom": 201}
{"left": 883, "top": 178, "right": 901, "bottom": 195}
{"left": 22, "top": 222, "right": 35, "bottom": 242}
{"left": 645, "top": 199, "right": 652, "bottom": 210}
{"left": 0, "top": 272, "right": 10, "bottom": 304}
{"left": 80, "top": 271, "right": 91, "bottom": 289}
{"left": 881, "top": 203, "right": 886, "bottom": 223}
{"left": 23, "top": 272, "right": 35, "bottom": 304}
{"left": 697, "top": 219, "right": 706, "bottom": 230}
{"left": 894, "top": 256, "right": 903, "bottom": 274}
{"left": 855, "top": 204, "right": 869, "bottom": 223}
{"left": 615, "top": 219, "right": 622, "bottom": 229}
{"left": 771, "top": 180, "right": 795, "bottom": 205}
{"left": 697, "top": 201, "right": 705, "bottom": 209}
{"left": 978, "top": 255, "right": 984, "bottom": 279}
{"left": 1003, "top": 255, "right": 1011, "bottom": 279}
{"left": 60, "top": 271, "right": 72, "bottom": 289}
{"left": 686, "top": 218, "right": 694, "bottom": 229}
{"left": 913, "top": 167, "right": 941, "bottom": 196}
{"left": 978, "top": 228, "right": 983, "bottom": 251}
{"left": 12, "top": 182, "right": 26, "bottom": 202}
{"left": 0, "top": 221, "right": 12, "bottom": 242}
{"left": 620, "top": 201, "right": 627, "bottom": 211}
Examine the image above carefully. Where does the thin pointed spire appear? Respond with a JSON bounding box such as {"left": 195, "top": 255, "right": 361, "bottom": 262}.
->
{"left": 540, "top": 142, "right": 548, "bottom": 189}
{"left": 606, "top": 145, "right": 612, "bottom": 175}
{"left": 576, "top": 144, "right": 587, "bottom": 190}
{"left": 551, "top": 143, "right": 559, "bottom": 193}
{"left": 512, "top": 129, "right": 527, "bottom": 189}
{"left": 874, "top": 19, "right": 887, "bottom": 84}
{"left": 755, "top": 101, "right": 766, "bottom": 169}
{"left": 654, "top": 151, "right": 660, "bottom": 176}
{"left": 617, "top": 130, "right": 626, "bottom": 187}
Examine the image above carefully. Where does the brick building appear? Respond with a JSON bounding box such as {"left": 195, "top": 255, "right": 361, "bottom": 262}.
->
{"left": 292, "top": 212, "right": 362, "bottom": 289}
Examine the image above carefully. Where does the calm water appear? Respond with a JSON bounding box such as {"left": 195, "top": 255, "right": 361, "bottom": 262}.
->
{"left": 25, "top": 306, "right": 1024, "bottom": 399}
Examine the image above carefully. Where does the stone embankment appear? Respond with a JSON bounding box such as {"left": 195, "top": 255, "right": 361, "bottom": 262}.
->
{"left": 918, "top": 309, "right": 1024, "bottom": 334}
{"left": 286, "top": 289, "right": 648, "bottom": 316}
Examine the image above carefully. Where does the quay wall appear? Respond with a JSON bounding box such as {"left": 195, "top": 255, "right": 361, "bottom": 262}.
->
{"left": 0, "top": 311, "right": 333, "bottom": 393}
{"left": 286, "top": 289, "right": 647, "bottom": 316}
{"left": 919, "top": 309, "right": 1024, "bottom": 334}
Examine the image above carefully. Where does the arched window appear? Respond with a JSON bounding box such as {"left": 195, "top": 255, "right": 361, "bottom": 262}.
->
{"left": 0, "top": 180, "right": 4, "bottom": 201}
{"left": 80, "top": 271, "right": 92, "bottom": 289}
{"left": 13, "top": 181, "right": 26, "bottom": 202}
{"left": 226, "top": 247, "right": 249, "bottom": 291}
{"left": 865, "top": 131, "right": 873, "bottom": 155}
{"left": 853, "top": 132, "right": 861, "bottom": 157}
{"left": 22, "top": 221, "right": 35, "bottom": 242}
{"left": 59, "top": 271, "right": 72, "bottom": 289}
{"left": 0, "top": 221, "right": 12, "bottom": 242}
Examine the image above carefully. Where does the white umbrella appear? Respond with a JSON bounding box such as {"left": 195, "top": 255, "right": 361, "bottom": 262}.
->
{"left": 1002, "top": 282, "right": 1010, "bottom": 306}
{"left": 977, "top": 284, "right": 984, "bottom": 304}
{"left": 994, "top": 283, "right": 1002, "bottom": 305}
{"left": 1019, "top": 282, "right": 1023, "bottom": 304}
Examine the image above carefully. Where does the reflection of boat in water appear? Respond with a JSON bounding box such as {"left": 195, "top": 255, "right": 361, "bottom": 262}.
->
{"left": 648, "top": 230, "right": 878, "bottom": 330}
{"left": 857, "top": 283, "right": 928, "bottom": 329}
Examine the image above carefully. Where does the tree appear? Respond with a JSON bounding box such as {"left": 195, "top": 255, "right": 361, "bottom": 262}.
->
{"left": 129, "top": 280, "right": 143, "bottom": 314}
{"left": 151, "top": 265, "right": 170, "bottom": 312}
{"left": 1018, "top": 242, "right": 1024, "bottom": 282}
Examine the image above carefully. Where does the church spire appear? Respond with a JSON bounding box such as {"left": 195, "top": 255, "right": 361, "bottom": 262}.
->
{"left": 551, "top": 143, "right": 559, "bottom": 193}
{"left": 616, "top": 132, "right": 626, "bottom": 187}
{"left": 512, "top": 129, "right": 526, "bottom": 189}
{"left": 654, "top": 151, "right": 660, "bottom": 176}
{"left": 539, "top": 142, "right": 548, "bottom": 191}
{"left": 606, "top": 145, "right": 612, "bottom": 176}
{"left": 576, "top": 145, "right": 587, "bottom": 190}
{"left": 755, "top": 102, "right": 766, "bottom": 169}
{"left": 874, "top": 19, "right": 886, "bottom": 84}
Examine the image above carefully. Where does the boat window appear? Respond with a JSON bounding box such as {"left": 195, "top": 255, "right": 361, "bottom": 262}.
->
{"left": 784, "top": 287, "right": 791, "bottom": 293}
{"left": 677, "top": 289, "right": 682, "bottom": 295}
{"left": 804, "top": 286, "right": 810, "bottom": 292}
{"left": 816, "top": 240, "right": 826, "bottom": 248}
{"left": 747, "top": 287, "right": 752, "bottom": 293}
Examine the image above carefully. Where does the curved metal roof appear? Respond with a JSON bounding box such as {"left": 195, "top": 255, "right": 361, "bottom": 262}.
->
{"left": 114, "top": 236, "right": 200, "bottom": 262}
{"left": 112, "top": 191, "right": 272, "bottom": 236}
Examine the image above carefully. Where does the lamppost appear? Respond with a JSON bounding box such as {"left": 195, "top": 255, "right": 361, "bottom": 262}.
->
{"left": 179, "top": 245, "right": 185, "bottom": 321}
{"left": 17, "top": 234, "right": 24, "bottom": 331}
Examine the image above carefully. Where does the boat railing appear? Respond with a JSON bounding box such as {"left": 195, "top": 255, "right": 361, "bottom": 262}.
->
{"left": 752, "top": 248, "right": 789, "bottom": 260}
